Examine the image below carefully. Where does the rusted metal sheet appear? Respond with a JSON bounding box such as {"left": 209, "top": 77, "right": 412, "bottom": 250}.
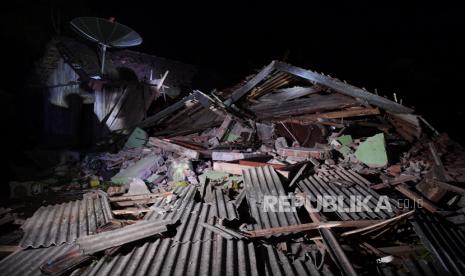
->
{"left": 20, "top": 192, "right": 113, "bottom": 248}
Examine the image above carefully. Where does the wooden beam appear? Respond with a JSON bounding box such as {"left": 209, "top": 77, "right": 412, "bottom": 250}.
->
{"left": 112, "top": 208, "right": 152, "bottom": 215}
{"left": 434, "top": 180, "right": 465, "bottom": 196}
{"left": 113, "top": 198, "right": 160, "bottom": 207}
{"left": 238, "top": 160, "right": 286, "bottom": 169}
{"left": 245, "top": 220, "right": 382, "bottom": 238}
{"left": 213, "top": 162, "right": 290, "bottom": 178}
{"left": 109, "top": 192, "right": 172, "bottom": 203}
{"left": 139, "top": 92, "right": 199, "bottom": 128}
{"left": 340, "top": 210, "right": 415, "bottom": 237}
{"left": 395, "top": 184, "right": 439, "bottom": 213}
{"left": 277, "top": 107, "right": 380, "bottom": 125}
{"left": 215, "top": 115, "right": 233, "bottom": 141}
{"left": 298, "top": 192, "right": 358, "bottom": 276}
{"left": 226, "top": 61, "right": 276, "bottom": 104}
{"left": 371, "top": 175, "right": 419, "bottom": 190}
{"left": 0, "top": 245, "right": 21, "bottom": 253}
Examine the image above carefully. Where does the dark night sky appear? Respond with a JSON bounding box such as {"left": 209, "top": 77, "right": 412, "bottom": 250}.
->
{"left": 1, "top": 1, "right": 465, "bottom": 142}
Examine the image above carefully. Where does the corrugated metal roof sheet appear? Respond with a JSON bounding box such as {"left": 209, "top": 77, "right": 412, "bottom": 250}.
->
{"left": 146, "top": 185, "right": 238, "bottom": 224}
{"left": 243, "top": 166, "right": 287, "bottom": 203}
{"left": 83, "top": 201, "right": 325, "bottom": 276}
{"left": 77, "top": 219, "right": 175, "bottom": 255}
{"left": 242, "top": 166, "right": 301, "bottom": 235}
{"left": 20, "top": 191, "right": 113, "bottom": 248}
{"left": 411, "top": 210, "right": 465, "bottom": 276}
{"left": 0, "top": 244, "right": 75, "bottom": 276}
{"left": 210, "top": 189, "right": 239, "bottom": 221}
{"left": 296, "top": 166, "right": 400, "bottom": 221}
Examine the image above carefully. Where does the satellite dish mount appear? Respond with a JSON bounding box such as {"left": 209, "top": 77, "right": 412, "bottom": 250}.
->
{"left": 98, "top": 43, "right": 108, "bottom": 75}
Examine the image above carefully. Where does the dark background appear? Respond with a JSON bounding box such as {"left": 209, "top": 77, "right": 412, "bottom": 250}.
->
{"left": 1, "top": 1, "right": 464, "bottom": 147}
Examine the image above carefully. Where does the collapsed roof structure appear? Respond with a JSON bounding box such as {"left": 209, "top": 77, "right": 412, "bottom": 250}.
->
{"left": 2, "top": 41, "right": 465, "bottom": 276}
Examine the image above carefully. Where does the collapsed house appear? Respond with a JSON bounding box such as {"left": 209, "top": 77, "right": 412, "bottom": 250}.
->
{"left": 2, "top": 59, "right": 465, "bottom": 276}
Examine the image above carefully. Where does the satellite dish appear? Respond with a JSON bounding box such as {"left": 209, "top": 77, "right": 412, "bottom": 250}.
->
{"left": 70, "top": 17, "right": 143, "bottom": 75}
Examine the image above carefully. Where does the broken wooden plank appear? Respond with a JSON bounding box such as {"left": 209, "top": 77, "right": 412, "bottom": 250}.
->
{"left": 371, "top": 175, "right": 419, "bottom": 190}
{"left": 113, "top": 198, "right": 160, "bottom": 207}
{"left": 107, "top": 186, "right": 126, "bottom": 196}
{"left": 276, "top": 146, "right": 329, "bottom": 159}
{"left": 238, "top": 160, "right": 286, "bottom": 169}
{"left": 395, "top": 184, "right": 439, "bottom": 213}
{"left": 139, "top": 92, "right": 199, "bottom": 128}
{"left": 432, "top": 180, "right": 465, "bottom": 197}
{"left": 0, "top": 245, "right": 21, "bottom": 253}
{"left": 213, "top": 162, "right": 290, "bottom": 178}
{"left": 251, "top": 93, "right": 360, "bottom": 119}
{"left": 213, "top": 162, "right": 253, "bottom": 175}
{"left": 112, "top": 208, "right": 152, "bottom": 215}
{"left": 149, "top": 137, "right": 200, "bottom": 159}
{"left": 278, "top": 107, "right": 380, "bottom": 124}
{"left": 226, "top": 61, "right": 276, "bottom": 104}
{"left": 340, "top": 210, "right": 415, "bottom": 237}
{"left": 215, "top": 115, "right": 233, "bottom": 141}
{"left": 299, "top": 192, "right": 358, "bottom": 276}
{"left": 248, "top": 72, "right": 295, "bottom": 99}
{"left": 109, "top": 192, "right": 172, "bottom": 203}
{"left": 258, "top": 86, "right": 320, "bottom": 102}
{"left": 198, "top": 223, "right": 246, "bottom": 240}
{"left": 212, "top": 151, "right": 266, "bottom": 161}
{"left": 245, "top": 220, "right": 382, "bottom": 238}
{"left": 388, "top": 113, "right": 422, "bottom": 142}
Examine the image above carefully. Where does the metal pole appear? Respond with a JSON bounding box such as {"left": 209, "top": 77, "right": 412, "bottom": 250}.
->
{"left": 100, "top": 44, "right": 107, "bottom": 75}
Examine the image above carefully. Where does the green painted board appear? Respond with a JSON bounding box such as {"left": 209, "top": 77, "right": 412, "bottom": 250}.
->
{"left": 355, "top": 133, "right": 388, "bottom": 167}
{"left": 337, "top": 135, "right": 353, "bottom": 146}
{"left": 125, "top": 127, "right": 148, "bottom": 148}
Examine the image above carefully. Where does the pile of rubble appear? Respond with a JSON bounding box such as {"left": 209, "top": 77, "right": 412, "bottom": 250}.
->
{"left": 2, "top": 61, "right": 465, "bottom": 275}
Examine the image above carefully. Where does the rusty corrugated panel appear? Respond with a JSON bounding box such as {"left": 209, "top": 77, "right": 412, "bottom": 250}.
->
{"left": 83, "top": 201, "right": 324, "bottom": 276}
{"left": 20, "top": 192, "right": 113, "bottom": 248}
{"left": 297, "top": 166, "right": 400, "bottom": 221}
{"left": 0, "top": 243, "right": 75, "bottom": 276}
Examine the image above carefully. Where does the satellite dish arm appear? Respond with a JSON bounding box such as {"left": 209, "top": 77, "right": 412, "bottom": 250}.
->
{"left": 100, "top": 44, "right": 107, "bottom": 75}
